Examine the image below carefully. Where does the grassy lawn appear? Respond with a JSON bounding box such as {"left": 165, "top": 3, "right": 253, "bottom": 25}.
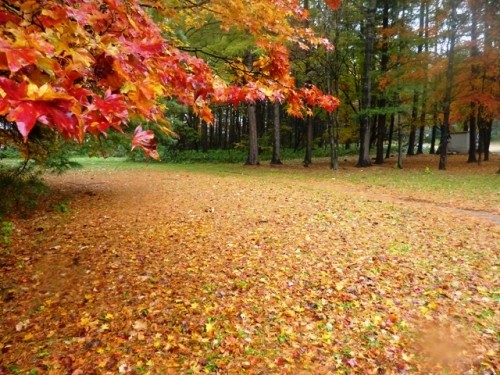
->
{"left": 69, "top": 154, "right": 500, "bottom": 213}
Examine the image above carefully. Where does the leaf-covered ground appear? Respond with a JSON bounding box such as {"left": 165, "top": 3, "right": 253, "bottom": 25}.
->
{"left": 1, "top": 156, "right": 499, "bottom": 374}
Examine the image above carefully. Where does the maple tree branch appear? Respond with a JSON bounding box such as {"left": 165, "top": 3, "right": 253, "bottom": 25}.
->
{"left": 178, "top": 46, "right": 234, "bottom": 64}
{"left": 179, "top": 0, "right": 212, "bottom": 10}
{"left": 1, "top": 0, "right": 21, "bottom": 16}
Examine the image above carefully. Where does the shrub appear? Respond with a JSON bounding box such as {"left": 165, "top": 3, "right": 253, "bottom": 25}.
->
{"left": 0, "top": 165, "right": 48, "bottom": 218}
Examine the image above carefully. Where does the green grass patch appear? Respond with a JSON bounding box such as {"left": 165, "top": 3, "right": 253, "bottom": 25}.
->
{"left": 70, "top": 156, "right": 499, "bottom": 203}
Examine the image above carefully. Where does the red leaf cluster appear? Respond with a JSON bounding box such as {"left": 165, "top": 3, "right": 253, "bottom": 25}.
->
{"left": 0, "top": 0, "right": 340, "bottom": 156}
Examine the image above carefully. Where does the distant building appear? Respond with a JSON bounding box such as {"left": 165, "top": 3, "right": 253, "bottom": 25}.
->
{"left": 448, "top": 131, "right": 469, "bottom": 153}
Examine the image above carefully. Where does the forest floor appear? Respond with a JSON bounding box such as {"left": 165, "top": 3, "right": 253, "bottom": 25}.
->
{"left": 1, "top": 154, "right": 499, "bottom": 374}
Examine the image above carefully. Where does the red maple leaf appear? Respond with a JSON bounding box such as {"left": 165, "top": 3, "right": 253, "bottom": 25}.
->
{"left": 131, "top": 126, "right": 159, "bottom": 160}
{"left": 325, "top": 0, "right": 341, "bottom": 10}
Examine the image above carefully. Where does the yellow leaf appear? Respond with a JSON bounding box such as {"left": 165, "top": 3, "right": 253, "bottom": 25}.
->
{"left": 153, "top": 339, "right": 162, "bottom": 348}
{"left": 402, "top": 352, "right": 414, "bottom": 362}
{"left": 105, "top": 313, "right": 114, "bottom": 321}
{"left": 335, "top": 281, "right": 345, "bottom": 291}
{"left": 97, "top": 348, "right": 105, "bottom": 354}
{"left": 321, "top": 331, "right": 332, "bottom": 343}
{"left": 23, "top": 333, "right": 33, "bottom": 341}
{"left": 79, "top": 316, "right": 91, "bottom": 326}
{"left": 190, "top": 302, "right": 199, "bottom": 310}
{"left": 205, "top": 322, "right": 215, "bottom": 336}
{"left": 477, "top": 286, "right": 488, "bottom": 295}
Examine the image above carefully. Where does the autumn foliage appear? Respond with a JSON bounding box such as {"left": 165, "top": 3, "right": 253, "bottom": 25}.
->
{"left": 0, "top": 0, "right": 340, "bottom": 159}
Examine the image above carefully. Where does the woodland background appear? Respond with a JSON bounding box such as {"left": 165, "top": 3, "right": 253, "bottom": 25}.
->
{"left": 0, "top": 0, "right": 498, "bottom": 170}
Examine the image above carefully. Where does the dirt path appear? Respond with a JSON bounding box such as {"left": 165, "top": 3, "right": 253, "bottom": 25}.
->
{"left": 1, "top": 167, "right": 498, "bottom": 374}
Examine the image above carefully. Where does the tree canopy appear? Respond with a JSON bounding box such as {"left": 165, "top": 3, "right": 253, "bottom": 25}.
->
{"left": 0, "top": 0, "right": 340, "bottom": 159}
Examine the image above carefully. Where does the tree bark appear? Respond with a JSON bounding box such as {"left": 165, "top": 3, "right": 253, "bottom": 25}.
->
{"left": 397, "top": 113, "right": 403, "bottom": 169}
{"left": 356, "top": 0, "right": 376, "bottom": 167}
{"left": 375, "top": 111, "right": 386, "bottom": 164}
{"left": 417, "top": 0, "right": 429, "bottom": 156}
{"left": 303, "top": 116, "right": 313, "bottom": 167}
{"left": 417, "top": 126, "right": 425, "bottom": 154}
{"left": 439, "top": 0, "right": 457, "bottom": 170}
{"left": 246, "top": 101, "right": 259, "bottom": 165}
{"left": 430, "top": 124, "right": 437, "bottom": 154}
{"left": 385, "top": 114, "right": 394, "bottom": 159}
{"left": 201, "top": 120, "right": 208, "bottom": 153}
{"left": 467, "top": 1, "right": 479, "bottom": 163}
{"left": 271, "top": 101, "right": 282, "bottom": 165}
{"left": 375, "top": 0, "right": 390, "bottom": 165}
{"left": 467, "top": 107, "right": 478, "bottom": 163}
{"left": 407, "top": 103, "right": 417, "bottom": 156}
{"left": 484, "top": 120, "right": 492, "bottom": 161}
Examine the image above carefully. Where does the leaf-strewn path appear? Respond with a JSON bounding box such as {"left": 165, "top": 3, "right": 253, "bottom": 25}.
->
{"left": 1, "top": 163, "right": 498, "bottom": 374}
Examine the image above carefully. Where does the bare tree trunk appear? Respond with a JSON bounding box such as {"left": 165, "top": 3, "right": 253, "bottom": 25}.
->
{"left": 385, "top": 114, "right": 394, "bottom": 158}
{"left": 303, "top": 116, "right": 313, "bottom": 167}
{"left": 417, "top": 126, "right": 425, "bottom": 154}
{"left": 407, "top": 102, "right": 417, "bottom": 157}
{"left": 484, "top": 120, "right": 492, "bottom": 161}
{"left": 271, "top": 101, "right": 282, "bottom": 165}
{"left": 397, "top": 113, "right": 403, "bottom": 169}
{"left": 357, "top": 0, "right": 376, "bottom": 167}
{"left": 329, "top": 4, "right": 342, "bottom": 170}
{"left": 430, "top": 124, "right": 437, "bottom": 154}
{"left": 467, "top": 1, "right": 479, "bottom": 163}
{"left": 439, "top": 0, "right": 457, "bottom": 170}
{"left": 246, "top": 101, "right": 259, "bottom": 165}
{"left": 201, "top": 120, "right": 208, "bottom": 153}
{"left": 467, "top": 107, "right": 478, "bottom": 162}
{"left": 245, "top": 52, "right": 259, "bottom": 166}
{"left": 330, "top": 113, "right": 339, "bottom": 170}
{"left": 375, "top": 0, "right": 389, "bottom": 164}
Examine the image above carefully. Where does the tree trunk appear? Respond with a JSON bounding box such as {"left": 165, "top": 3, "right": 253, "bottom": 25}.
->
{"left": 329, "top": 5, "right": 342, "bottom": 170}
{"left": 417, "top": 126, "right": 425, "bottom": 154}
{"left": 303, "top": 116, "right": 313, "bottom": 167}
{"left": 430, "top": 124, "right": 437, "bottom": 154}
{"left": 375, "top": 0, "right": 389, "bottom": 165}
{"left": 356, "top": 0, "right": 376, "bottom": 167}
{"left": 439, "top": 0, "right": 457, "bottom": 170}
{"left": 375, "top": 111, "right": 386, "bottom": 164}
{"left": 271, "top": 101, "right": 282, "bottom": 165}
{"left": 245, "top": 52, "right": 259, "bottom": 166}
{"left": 467, "top": 107, "right": 477, "bottom": 163}
{"left": 467, "top": 1, "right": 479, "bottom": 163}
{"left": 397, "top": 113, "right": 403, "bottom": 169}
{"left": 246, "top": 102, "right": 259, "bottom": 165}
{"left": 407, "top": 110, "right": 416, "bottom": 157}
{"left": 330, "top": 113, "right": 339, "bottom": 170}
{"left": 385, "top": 113, "right": 394, "bottom": 158}
{"left": 417, "top": 0, "right": 428, "bottom": 156}
{"left": 201, "top": 121, "right": 208, "bottom": 153}
{"left": 484, "top": 120, "right": 492, "bottom": 161}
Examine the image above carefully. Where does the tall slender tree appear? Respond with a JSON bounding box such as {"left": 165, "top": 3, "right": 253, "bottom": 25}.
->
{"left": 357, "top": 0, "right": 377, "bottom": 167}
{"left": 439, "top": 0, "right": 459, "bottom": 170}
